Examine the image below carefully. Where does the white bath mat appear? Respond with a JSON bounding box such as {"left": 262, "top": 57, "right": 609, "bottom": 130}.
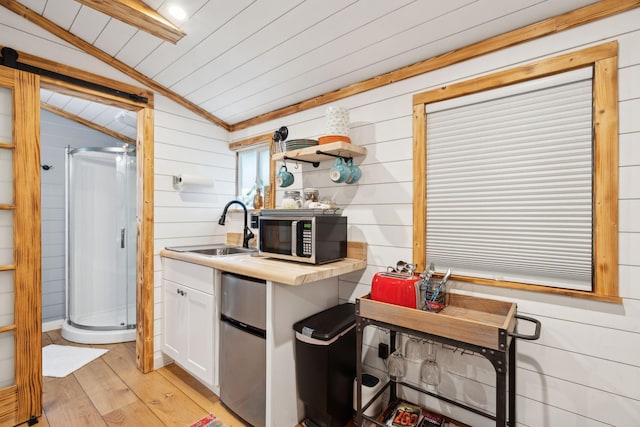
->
{"left": 42, "top": 344, "right": 108, "bottom": 378}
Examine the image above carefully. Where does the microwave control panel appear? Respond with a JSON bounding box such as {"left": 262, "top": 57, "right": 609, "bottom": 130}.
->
{"left": 301, "top": 221, "right": 312, "bottom": 256}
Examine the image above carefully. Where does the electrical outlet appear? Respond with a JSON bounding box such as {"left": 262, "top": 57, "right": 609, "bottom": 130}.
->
{"left": 378, "top": 343, "right": 389, "bottom": 360}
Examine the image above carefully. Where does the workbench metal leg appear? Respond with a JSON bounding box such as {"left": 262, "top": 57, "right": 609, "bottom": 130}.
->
{"left": 390, "top": 330, "right": 397, "bottom": 403}
{"left": 496, "top": 353, "right": 507, "bottom": 427}
{"left": 355, "top": 320, "right": 364, "bottom": 426}
{"left": 508, "top": 338, "right": 517, "bottom": 426}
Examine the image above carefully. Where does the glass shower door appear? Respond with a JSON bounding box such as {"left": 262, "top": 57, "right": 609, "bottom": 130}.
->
{"left": 122, "top": 148, "right": 137, "bottom": 331}
{"left": 67, "top": 146, "right": 136, "bottom": 331}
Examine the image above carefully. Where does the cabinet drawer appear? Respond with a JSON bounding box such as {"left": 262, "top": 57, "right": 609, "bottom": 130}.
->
{"left": 163, "top": 258, "right": 214, "bottom": 295}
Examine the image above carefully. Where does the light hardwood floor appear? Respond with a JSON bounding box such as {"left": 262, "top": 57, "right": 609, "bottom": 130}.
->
{"left": 37, "top": 330, "right": 248, "bottom": 427}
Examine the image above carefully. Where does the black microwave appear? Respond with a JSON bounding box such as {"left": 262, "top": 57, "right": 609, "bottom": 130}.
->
{"left": 258, "top": 213, "right": 347, "bottom": 264}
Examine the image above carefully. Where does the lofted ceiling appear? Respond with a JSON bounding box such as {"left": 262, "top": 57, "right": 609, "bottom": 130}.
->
{"left": 39, "top": 88, "right": 138, "bottom": 142}
{"left": 1, "top": 0, "right": 610, "bottom": 134}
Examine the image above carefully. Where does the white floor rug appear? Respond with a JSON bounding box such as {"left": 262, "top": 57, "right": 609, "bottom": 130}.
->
{"left": 42, "top": 344, "right": 108, "bottom": 378}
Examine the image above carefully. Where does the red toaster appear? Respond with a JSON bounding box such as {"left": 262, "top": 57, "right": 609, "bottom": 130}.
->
{"left": 371, "top": 272, "right": 422, "bottom": 309}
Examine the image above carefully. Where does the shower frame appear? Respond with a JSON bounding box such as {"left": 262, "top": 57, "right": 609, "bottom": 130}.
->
{"left": 63, "top": 145, "right": 137, "bottom": 342}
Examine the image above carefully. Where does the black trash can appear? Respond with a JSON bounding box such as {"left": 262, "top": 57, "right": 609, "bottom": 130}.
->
{"left": 293, "top": 303, "right": 356, "bottom": 427}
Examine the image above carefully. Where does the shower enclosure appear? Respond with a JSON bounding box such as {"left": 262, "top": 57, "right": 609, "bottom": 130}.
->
{"left": 61, "top": 145, "right": 137, "bottom": 344}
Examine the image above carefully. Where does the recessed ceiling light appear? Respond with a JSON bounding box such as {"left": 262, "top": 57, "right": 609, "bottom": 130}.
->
{"left": 168, "top": 5, "right": 187, "bottom": 21}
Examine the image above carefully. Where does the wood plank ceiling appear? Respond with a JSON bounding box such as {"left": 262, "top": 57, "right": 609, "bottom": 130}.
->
{"left": 1, "top": 0, "right": 606, "bottom": 133}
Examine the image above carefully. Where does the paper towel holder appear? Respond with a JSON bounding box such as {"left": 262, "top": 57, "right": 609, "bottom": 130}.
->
{"left": 172, "top": 174, "right": 214, "bottom": 190}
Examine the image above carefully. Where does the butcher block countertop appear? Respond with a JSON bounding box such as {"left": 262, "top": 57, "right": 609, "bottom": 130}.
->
{"left": 160, "top": 241, "right": 367, "bottom": 286}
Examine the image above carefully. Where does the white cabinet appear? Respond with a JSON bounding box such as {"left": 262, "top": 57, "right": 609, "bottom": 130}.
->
{"left": 162, "top": 258, "right": 217, "bottom": 390}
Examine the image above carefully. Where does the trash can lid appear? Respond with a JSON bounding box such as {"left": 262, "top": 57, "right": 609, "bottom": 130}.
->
{"left": 362, "top": 373, "right": 380, "bottom": 388}
{"left": 293, "top": 303, "right": 355, "bottom": 341}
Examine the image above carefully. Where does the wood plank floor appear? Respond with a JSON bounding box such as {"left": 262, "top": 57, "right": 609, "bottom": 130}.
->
{"left": 38, "top": 330, "right": 249, "bottom": 427}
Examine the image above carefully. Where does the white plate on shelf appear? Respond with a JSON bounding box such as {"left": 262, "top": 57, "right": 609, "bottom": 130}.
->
{"left": 284, "top": 139, "right": 318, "bottom": 151}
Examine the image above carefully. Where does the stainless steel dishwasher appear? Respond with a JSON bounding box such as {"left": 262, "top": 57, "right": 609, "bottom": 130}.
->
{"left": 220, "top": 272, "right": 266, "bottom": 427}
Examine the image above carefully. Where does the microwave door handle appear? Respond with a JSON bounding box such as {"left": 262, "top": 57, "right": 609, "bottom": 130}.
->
{"left": 291, "top": 221, "right": 298, "bottom": 255}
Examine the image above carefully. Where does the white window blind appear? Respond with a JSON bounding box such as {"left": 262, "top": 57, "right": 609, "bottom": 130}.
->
{"left": 425, "top": 68, "right": 594, "bottom": 291}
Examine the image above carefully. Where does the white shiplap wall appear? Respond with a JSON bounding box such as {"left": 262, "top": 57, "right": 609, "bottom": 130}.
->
{"left": 151, "top": 94, "right": 233, "bottom": 368}
{"left": 40, "top": 109, "right": 125, "bottom": 324}
{"left": 232, "top": 9, "right": 640, "bottom": 426}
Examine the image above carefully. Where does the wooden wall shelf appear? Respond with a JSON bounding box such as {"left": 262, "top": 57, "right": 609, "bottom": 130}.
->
{"left": 272, "top": 141, "right": 366, "bottom": 164}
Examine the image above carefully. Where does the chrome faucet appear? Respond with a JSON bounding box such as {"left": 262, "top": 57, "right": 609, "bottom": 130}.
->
{"left": 218, "top": 200, "right": 255, "bottom": 248}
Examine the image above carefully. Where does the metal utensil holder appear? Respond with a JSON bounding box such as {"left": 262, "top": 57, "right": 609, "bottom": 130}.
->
{"left": 423, "top": 283, "right": 446, "bottom": 312}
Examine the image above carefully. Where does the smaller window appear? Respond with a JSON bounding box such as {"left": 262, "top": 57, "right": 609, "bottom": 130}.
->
{"left": 237, "top": 144, "right": 270, "bottom": 208}
{"left": 230, "top": 132, "right": 276, "bottom": 209}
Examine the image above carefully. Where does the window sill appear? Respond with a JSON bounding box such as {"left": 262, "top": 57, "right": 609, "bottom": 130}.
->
{"left": 453, "top": 275, "right": 622, "bottom": 304}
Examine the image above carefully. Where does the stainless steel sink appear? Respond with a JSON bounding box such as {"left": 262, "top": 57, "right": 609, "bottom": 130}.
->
{"left": 189, "top": 246, "right": 256, "bottom": 256}
{"left": 165, "top": 244, "right": 257, "bottom": 256}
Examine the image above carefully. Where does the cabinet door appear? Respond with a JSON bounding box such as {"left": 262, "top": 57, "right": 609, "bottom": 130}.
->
{"left": 184, "top": 286, "right": 214, "bottom": 386}
{"left": 163, "top": 258, "right": 214, "bottom": 294}
{"left": 162, "top": 280, "right": 186, "bottom": 361}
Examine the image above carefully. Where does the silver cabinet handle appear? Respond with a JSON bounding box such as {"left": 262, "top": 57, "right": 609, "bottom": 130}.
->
{"left": 121, "top": 227, "right": 125, "bottom": 248}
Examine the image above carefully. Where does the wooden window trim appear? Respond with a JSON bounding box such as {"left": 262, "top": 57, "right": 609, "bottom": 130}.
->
{"left": 230, "top": 132, "right": 276, "bottom": 209}
{"left": 412, "top": 42, "right": 620, "bottom": 303}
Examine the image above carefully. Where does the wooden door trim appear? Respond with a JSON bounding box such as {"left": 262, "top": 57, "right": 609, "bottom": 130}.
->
{"left": 13, "top": 69, "right": 42, "bottom": 423}
{"left": 135, "top": 107, "right": 155, "bottom": 373}
{"left": 42, "top": 87, "right": 156, "bottom": 373}
{"left": 1, "top": 50, "right": 155, "bottom": 373}
{"left": 0, "top": 45, "right": 153, "bottom": 108}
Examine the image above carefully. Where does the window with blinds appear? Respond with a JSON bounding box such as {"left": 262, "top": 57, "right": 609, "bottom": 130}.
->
{"left": 425, "top": 68, "right": 594, "bottom": 291}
